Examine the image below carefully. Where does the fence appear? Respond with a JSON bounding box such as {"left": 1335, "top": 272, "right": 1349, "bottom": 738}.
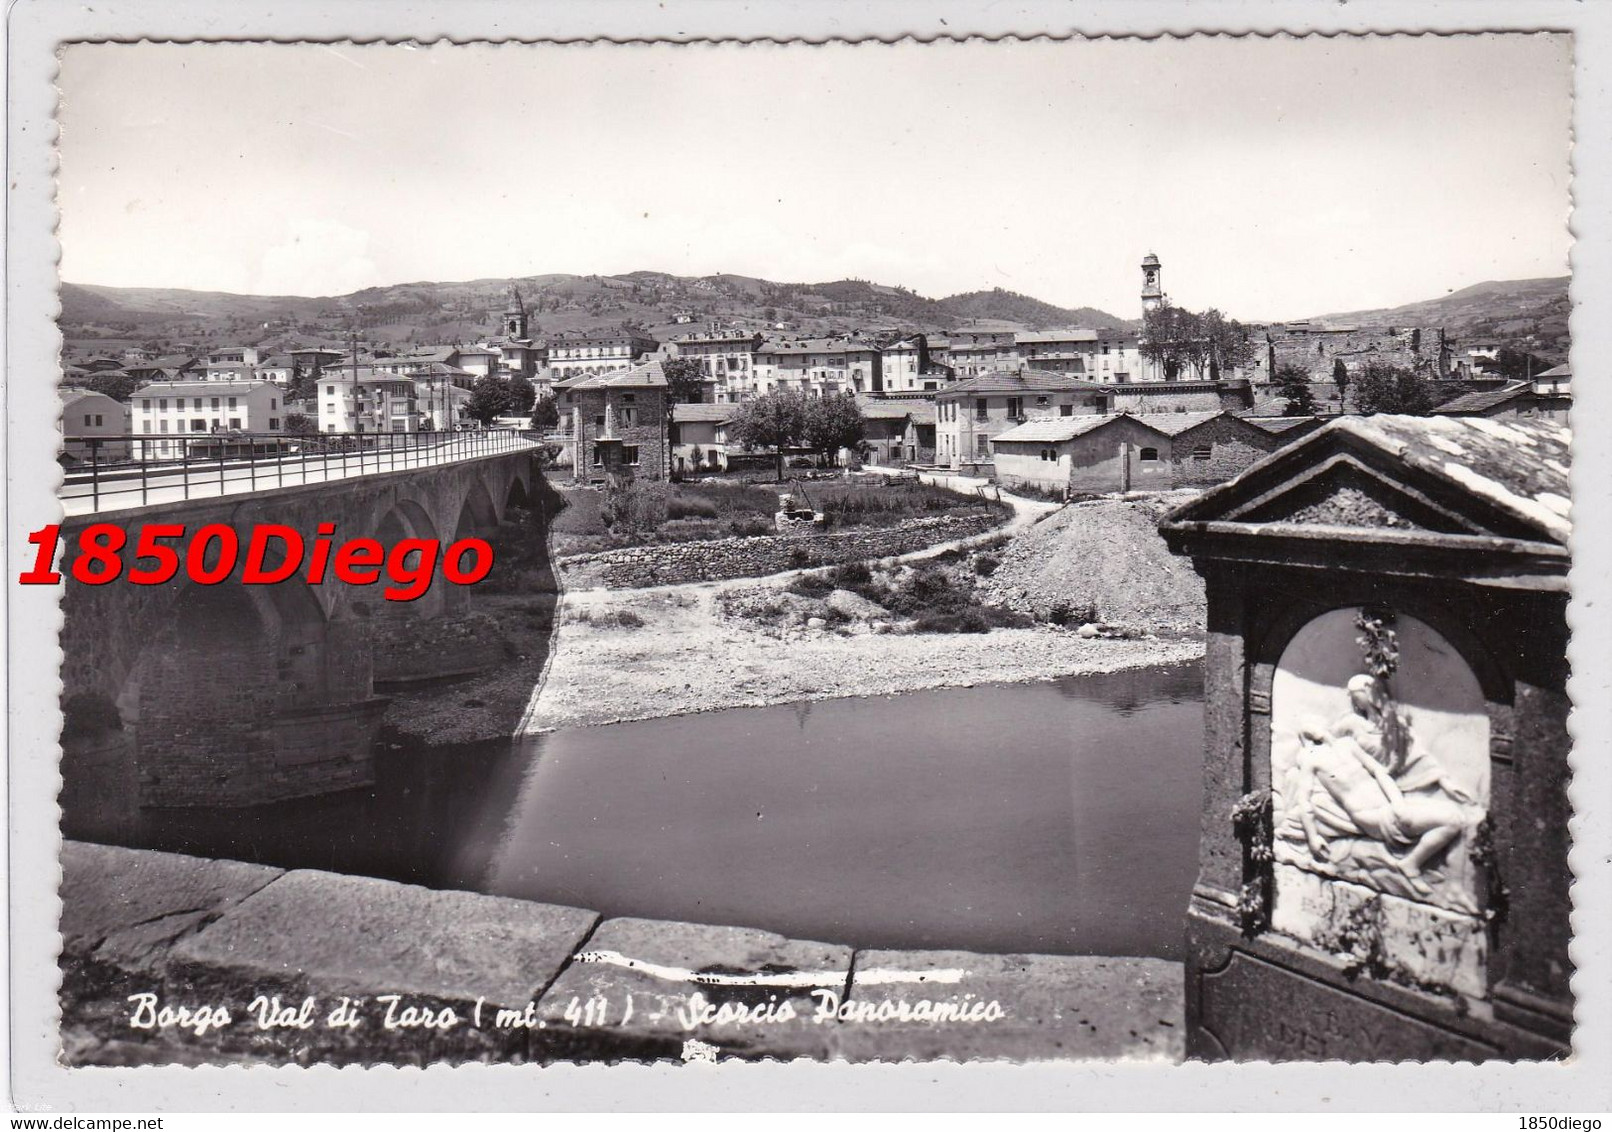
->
{"left": 59, "top": 429, "right": 542, "bottom": 515}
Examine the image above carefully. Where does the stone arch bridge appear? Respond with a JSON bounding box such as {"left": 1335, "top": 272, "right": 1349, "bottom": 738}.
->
{"left": 58, "top": 450, "right": 544, "bottom": 808}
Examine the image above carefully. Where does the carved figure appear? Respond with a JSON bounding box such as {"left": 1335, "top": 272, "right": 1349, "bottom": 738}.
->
{"left": 1288, "top": 717, "right": 1470, "bottom": 897}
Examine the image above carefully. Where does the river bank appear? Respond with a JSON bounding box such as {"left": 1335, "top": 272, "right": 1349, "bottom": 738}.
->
{"left": 517, "top": 578, "right": 1204, "bottom": 733}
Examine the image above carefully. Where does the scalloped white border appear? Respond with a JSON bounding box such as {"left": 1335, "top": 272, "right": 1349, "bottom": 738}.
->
{"left": 7, "top": 0, "right": 1610, "bottom": 1112}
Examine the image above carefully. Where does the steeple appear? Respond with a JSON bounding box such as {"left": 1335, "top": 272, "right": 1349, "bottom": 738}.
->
{"left": 503, "top": 285, "right": 529, "bottom": 340}
{"left": 1141, "top": 252, "right": 1163, "bottom": 315}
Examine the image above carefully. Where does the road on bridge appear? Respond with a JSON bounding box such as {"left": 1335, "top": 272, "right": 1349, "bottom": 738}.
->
{"left": 58, "top": 432, "right": 543, "bottom": 517}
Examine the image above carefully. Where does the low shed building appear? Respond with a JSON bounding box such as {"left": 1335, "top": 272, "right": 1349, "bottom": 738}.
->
{"left": 992, "top": 410, "right": 1313, "bottom": 495}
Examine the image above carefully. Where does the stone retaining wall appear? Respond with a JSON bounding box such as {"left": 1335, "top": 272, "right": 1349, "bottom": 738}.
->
{"left": 59, "top": 842, "right": 1183, "bottom": 1066}
{"left": 556, "top": 513, "right": 1001, "bottom": 589}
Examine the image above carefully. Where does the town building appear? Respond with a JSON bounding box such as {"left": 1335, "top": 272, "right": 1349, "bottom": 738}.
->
{"left": 60, "top": 389, "right": 130, "bottom": 463}
{"left": 1435, "top": 368, "right": 1572, "bottom": 422}
{"left": 859, "top": 399, "right": 937, "bottom": 466}
{"left": 752, "top": 337, "right": 883, "bottom": 397}
{"left": 670, "top": 328, "right": 764, "bottom": 403}
{"left": 935, "top": 370, "right": 1113, "bottom": 471}
{"left": 317, "top": 369, "right": 420, "bottom": 434}
{"left": 548, "top": 332, "right": 661, "bottom": 379}
{"left": 990, "top": 409, "right": 1308, "bottom": 495}
{"left": 1013, "top": 328, "right": 1147, "bottom": 382}
{"left": 670, "top": 402, "right": 735, "bottom": 473}
{"left": 944, "top": 328, "right": 1018, "bottom": 378}
{"left": 554, "top": 358, "right": 671, "bottom": 484}
{"left": 877, "top": 335, "right": 947, "bottom": 395}
{"left": 129, "top": 380, "right": 286, "bottom": 459}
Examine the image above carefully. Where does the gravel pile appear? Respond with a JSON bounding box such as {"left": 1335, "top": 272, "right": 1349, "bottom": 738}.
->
{"left": 978, "top": 494, "right": 1207, "bottom": 635}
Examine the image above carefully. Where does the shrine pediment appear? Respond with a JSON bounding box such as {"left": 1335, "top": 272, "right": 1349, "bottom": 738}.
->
{"left": 1159, "top": 415, "right": 1571, "bottom": 580}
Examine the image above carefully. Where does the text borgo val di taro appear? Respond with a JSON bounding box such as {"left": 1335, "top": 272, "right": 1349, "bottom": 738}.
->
{"left": 124, "top": 988, "right": 1007, "bottom": 1038}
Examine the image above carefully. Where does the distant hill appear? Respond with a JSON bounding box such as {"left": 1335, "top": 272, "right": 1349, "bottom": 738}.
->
{"left": 57, "top": 273, "right": 1136, "bottom": 353}
{"left": 1307, "top": 276, "right": 1570, "bottom": 360}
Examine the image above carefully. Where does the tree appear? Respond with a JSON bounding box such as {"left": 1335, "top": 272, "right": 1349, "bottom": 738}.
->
{"left": 1352, "top": 362, "right": 1440, "bottom": 416}
{"left": 464, "top": 374, "right": 514, "bottom": 425}
{"left": 1332, "top": 357, "right": 1351, "bottom": 402}
{"left": 1272, "top": 364, "right": 1317, "bottom": 416}
{"left": 508, "top": 374, "right": 537, "bottom": 413}
{"left": 76, "top": 371, "right": 140, "bottom": 402}
{"left": 1141, "top": 301, "right": 1207, "bottom": 380}
{"left": 1201, "top": 309, "right": 1255, "bottom": 380}
{"left": 283, "top": 412, "right": 318, "bottom": 436}
{"left": 530, "top": 395, "right": 560, "bottom": 432}
{"left": 803, "top": 392, "right": 867, "bottom": 465}
{"left": 731, "top": 390, "right": 808, "bottom": 481}
{"left": 662, "top": 355, "right": 707, "bottom": 404}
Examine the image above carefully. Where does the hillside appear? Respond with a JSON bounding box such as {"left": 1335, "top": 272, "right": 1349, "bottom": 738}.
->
{"left": 1308, "top": 276, "right": 1570, "bottom": 359}
{"left": 58, "top": 273, "right": 1135, "bottom": 352}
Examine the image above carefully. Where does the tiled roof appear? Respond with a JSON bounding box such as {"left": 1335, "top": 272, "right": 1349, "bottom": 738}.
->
{"left": 1333, "top": 414, "right": 1570, "bottom": 543}
{"left": 992, "top": 410, "right": 1226, "bottom": 445}
{"left": 936, "top": 369, "right": 1092, "bottom": 397}
{"left": 1434, "top": 382, "right": 1533, "bottom": 415}
{"left": 672, "top": 403, "right": 734, "bottom": 423}
{"left": 132, "top": 380, "right": 279, "bottom": 395}
{"left": 1536, "top": 363, "right": 1571, "bottom": 379}
{"left": 857, "top": 399, "right": 938, "bottom": 424}
{"left": 554, "top": 359, "right": 669, "bottom": 390}
{"left": 1244, "top": 416, "right": 1321, "bottom": 434}
{"left": 1015, "top": 328, "right": 1101, "bottom": 344}
{"left": 992, "top": 416, "right": 1118, "bottom": 444}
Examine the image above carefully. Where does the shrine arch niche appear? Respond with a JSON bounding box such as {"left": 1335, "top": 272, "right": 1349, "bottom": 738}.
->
{"left": 1270, "top": 606, "right": 1490, "bottom": 920}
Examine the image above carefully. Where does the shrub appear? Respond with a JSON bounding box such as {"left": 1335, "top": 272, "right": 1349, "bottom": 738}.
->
{"left": 1046, "top": 601, "right": 1099, "bottom": 627}
{"left": 613, "top": 610, "right": 645, "bottom": 629}
{"left": 788, "top": 546, "right": 815, "bottom": 568}
{"left": 973, "top": 553, "right": 999, "bottom": 577}
{"left": 603, "top": 480, "right": 669, "bottom": 533}
{"left": 788, "top": 572, "right": 835, "bottom": 599}
{"left": 666, "top": 493, "right": 720, "bottom": 522}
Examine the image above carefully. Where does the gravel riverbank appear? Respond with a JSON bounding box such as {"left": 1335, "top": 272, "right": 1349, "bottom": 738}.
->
{"left": 517, "top": 577, "right": 1204, "bottom": 733}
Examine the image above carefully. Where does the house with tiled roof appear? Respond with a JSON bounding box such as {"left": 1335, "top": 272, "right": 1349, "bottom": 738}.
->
{"left": 990, "top": 410, "right": 1307, "bottom": 495}
{"left": 934, "top": 369, "right": 1114, "bottom": 471}
{"left": 670, "top": 401, "right": 737, "bottom": 473}
{"left": 1436, "top": 372, "right": 1571, "bottom": 422}
{"left": 858, "top": 398, "right": 938, "bottom": 466}
{"left": 752, "top": 336, "right": 882, "bottom": 398}
{"left": 555, "top": 359, "right": 670, "bottom": 483}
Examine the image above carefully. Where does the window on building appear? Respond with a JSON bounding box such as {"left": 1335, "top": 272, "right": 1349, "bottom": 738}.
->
{"left": 211, "top": 398, "right": 221, "bottom": 409}
{"left": 160, "top": 421, "right": 169, "bottom": 434}
{"left": 591, "top": 447, "right": 603, "bottom": 466}
{"left": 622, "top": 445, "right": 640, "bottom": 465}
{"left": 191, "top": 419, "right": 206, "bottom": 431}
{"left": 159, "top": 398, "right": 168, "bottom": 410}
{"left": 228, "top": 397, "right": 238, "bottom": 409}
{"left": 1007, "top": 397, "right": 1024, "bottom": 418}
{"left": 1138, "top": 447, "right": 1160, "bottom": 462}
{"left": 141, "top": 399, "right": 152, "bottom": 412}
{"left": 975, "top": 435, "right": 988, "bottom": 456}
{"left": 1060, "top": 404, "right": 1074, "bottom": 417}
{"left": 975, "top": 398, "right": 988, "bottom": 421}
{"left": 82, "top": 414, "right": 91, "bottom": 426}
{"left": 229, "top": 418, "right": 241, "bottom": 429}
{"left": 142, "top": 422, "right": 151, "bottom": 434}
{"left": 268, "top": 418, "right": 280, "bottom": 431}
{"left": 327, "top": 386, "right": 335, "bottom": 395}
{"left": 1192, "top": 445, "right": 1212, "bottom": 461}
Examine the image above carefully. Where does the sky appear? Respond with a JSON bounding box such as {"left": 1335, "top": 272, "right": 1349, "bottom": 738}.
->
{"left": 56, "top": 34, "right": 1573, "bottom": 322}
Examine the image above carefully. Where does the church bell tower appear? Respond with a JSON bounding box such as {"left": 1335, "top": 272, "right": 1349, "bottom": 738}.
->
{"left": 503, "top": 285, "right": 529, "bottom": 340}
{"left": 1141, "top": 252, "right": 1164, "bottom": 315}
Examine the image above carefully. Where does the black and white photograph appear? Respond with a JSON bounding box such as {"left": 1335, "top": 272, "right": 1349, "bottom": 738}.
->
{"left": 6, "top": 6, "right": 1609, "bottom": 1114}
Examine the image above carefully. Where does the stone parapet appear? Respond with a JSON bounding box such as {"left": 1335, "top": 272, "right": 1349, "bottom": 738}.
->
{"left": 59, "top": 842, "right": 1184, "bottom": 1066}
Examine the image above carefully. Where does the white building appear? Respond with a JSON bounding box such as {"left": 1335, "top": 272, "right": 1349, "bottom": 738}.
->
{"left": 60, "top": 389, "right": 131, "bottom": 462}
{"left": 129, "top": 380, "right": 286, "bottom": 459}
{"left": 669, "top": 329, "right": 763, "bottom": 403}
{"left": 317, "top": 369, "right": 420, "bottom": 434}
{"left": 548, "top": 332, "right": 660, "bottom": 378}
{"left": 879, "top": 335, "right": 947, "bottom": 395}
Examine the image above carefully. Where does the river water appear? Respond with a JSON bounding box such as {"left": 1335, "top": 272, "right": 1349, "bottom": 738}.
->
{"left": 65, "top": 663, "right": 1204, "bottom": 961}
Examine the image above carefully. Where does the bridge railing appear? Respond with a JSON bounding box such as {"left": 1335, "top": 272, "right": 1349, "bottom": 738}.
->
{"left": 59, "top": 428, "right": 542, "bottom": 515}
